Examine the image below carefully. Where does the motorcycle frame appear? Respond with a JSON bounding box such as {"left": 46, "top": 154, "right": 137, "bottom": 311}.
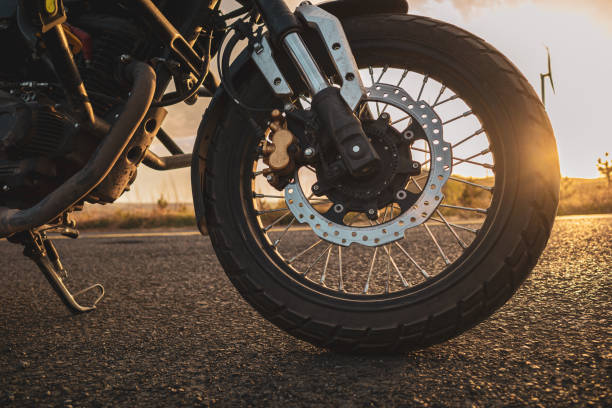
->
{"left": 2, "top": 0, "right": 408, "bottom": 313}
{"left": 12, "top": 0, "right": 409, "bottom": 231}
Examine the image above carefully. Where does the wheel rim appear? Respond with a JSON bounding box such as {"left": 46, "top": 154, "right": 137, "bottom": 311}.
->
{"left": 249, "top": 66, "right": 496, "bottom": 296}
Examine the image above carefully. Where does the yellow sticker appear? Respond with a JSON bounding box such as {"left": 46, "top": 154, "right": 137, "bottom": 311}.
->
{"left": 45, "top": 0, "right": 57, "bottom": 15}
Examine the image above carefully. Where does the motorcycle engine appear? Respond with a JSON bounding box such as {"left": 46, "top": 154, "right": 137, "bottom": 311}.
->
{"left": 0, "top": 92, "right": 96, "bottom": 209}
{"left": 0, "top": 5, "right": 148, "bottom": 210}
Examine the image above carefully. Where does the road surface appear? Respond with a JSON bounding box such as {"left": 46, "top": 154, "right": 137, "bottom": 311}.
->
{"left": 0, "top": 216, "right": 610, "bottom": 406}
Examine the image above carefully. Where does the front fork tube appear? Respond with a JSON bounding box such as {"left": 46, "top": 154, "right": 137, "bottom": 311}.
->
{"left": 252, "top": 0, "right": 379, "bottom": 176}
{"left": 253, "top": 0, "right": 330, "bottom": 100}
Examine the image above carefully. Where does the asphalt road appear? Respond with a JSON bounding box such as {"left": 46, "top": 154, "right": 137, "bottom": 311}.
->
{"left": 0, "top": 216, "right": 610, "bottom": 407}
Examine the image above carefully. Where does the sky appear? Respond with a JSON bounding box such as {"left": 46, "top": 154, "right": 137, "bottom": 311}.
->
{"left": 120, "top": 0, "right": 612, "bottom": 203}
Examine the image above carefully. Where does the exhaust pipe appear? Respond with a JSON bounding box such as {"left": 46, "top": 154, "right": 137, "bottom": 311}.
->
{"left": 0, "top": 61, "right": 156, "bottom": 238}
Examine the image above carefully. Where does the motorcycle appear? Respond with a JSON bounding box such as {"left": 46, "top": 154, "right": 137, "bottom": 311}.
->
{"left": 0, "top": 0, "right": 560, "bottom": 352}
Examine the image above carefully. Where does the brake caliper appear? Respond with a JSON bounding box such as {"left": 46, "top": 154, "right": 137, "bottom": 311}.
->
{"left": 261, "top": 109, "right": 300, "bottom": 190}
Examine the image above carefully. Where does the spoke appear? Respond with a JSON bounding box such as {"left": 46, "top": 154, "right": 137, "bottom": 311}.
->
{"left": 320, "top": 245, "right": 333, "bottom": 285}
{"left": 394, "top": 242, "right": 430, "bottom": 279}
{"left": 448, "top": 176, "right": 493, "bottom": 192}
{"left": 396, "top": 69, "right": 409, "bottom": 87}
{"left": 376, "top": 64, "right": 389, "bottom": 84}
{"left": 384, "top": 245, "right": 391, "bottom": 293}
{"left": 414, "top": 146, "right": 493, "bottom": 170}
{"left": 411, "top": 179, "right": 467, "bottom": 249}
{"left": 252, "top": 170, "right": 264, "bottom": 178}
{"left": 457, "top": 148, "right": 490, "bottom": 162}
{"left": 376, "top": 65, "right": 392, "bottom": 115}
{"left": 383, "top": 245, "right": 409, "bottom": 287}
{"left": 453, "top": 158, "right": 493, "bottom": 170}
{"left": 434, "top": 210, "right": 467, "bottom": 249}
{"left": 410, "top": 173, "right": 429, "bottom": 184}
{"left": 358, "top": 101, "right": 370, "bottom": 118}
{"left": 305, "top": 165, "right": 317, "bottom": 173}
{"left": 288, "top": 239, "right": 323, "bottom": 264}
{"left": 439, "top": 203, "right": 488, "bottom": 214}
{"left": 432, "top": 94, "right": 458, "bottom": 108}
{"left": 254, "top": 193, "right": 285, "bottom": 199}
{"left": 256, "top": 208, "right": 288, "bottom": 215}
{"left": 442, "top": 110, "right": 473, "bottom": 126}
{"left": 309, "top": 199, "right": 332, "bottom": 204}
{"left": 453, "top": 128, "right": 485, "bottom": 149}
{"left": 337, "top": 246, "right": 344, "bottom": 292}
{"left": 423, "top": 223, "right": 451, "bottom": 265}
{"left": 263, "top": 211, "right": 292, "bottom": 232}
{"left": 390, "top": 115, "right": 411, "bottom": 126}
{"left": 273, "top": 217, "right": 297, "bottom": 248}
{"left": 432, "top": 85, "right": 447, "bottom": 106}
{"left": 363, "top": 247, "right": 378, "bottom": 294}
{"left": 429, "top": 218, "right": 479, "bottom": 234}
{"left": 303, "top": 243, "right": 333, "bottom": 276}
{"left": 453, "top": 150, "right": 493, "bottom": 170}
{"left": 416, "top": 74, "right": 429, "bottom": 101}
{"left": 369, "top": 65, "right": 381, "bottom": 116}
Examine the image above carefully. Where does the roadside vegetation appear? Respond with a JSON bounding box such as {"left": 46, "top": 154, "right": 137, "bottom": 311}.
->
{"left": 75, "top": 201, "right": 196, "bottom": 230}
{"left": 74, "top": 177, "right": 610, "bottom": 230}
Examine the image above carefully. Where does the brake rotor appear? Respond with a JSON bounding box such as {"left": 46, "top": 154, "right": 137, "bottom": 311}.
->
{"left": 284, "top": 83, "right": 453, "bottom": 247}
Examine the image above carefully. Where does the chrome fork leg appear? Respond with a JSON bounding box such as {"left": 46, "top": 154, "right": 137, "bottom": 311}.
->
{"left": 19, "top": 231, "right": 104, "bottom": 314}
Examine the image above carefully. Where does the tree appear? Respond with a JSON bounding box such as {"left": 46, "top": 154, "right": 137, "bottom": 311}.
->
{"left": 597, "top": 152, "right": 611, "bottom": 186}
{"left": 157, "top": 194, "right": 169, "bottom": 210}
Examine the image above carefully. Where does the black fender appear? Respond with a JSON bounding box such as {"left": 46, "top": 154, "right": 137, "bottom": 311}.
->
{"left": 191, "top": 0, "right": 409, "bottom": 233}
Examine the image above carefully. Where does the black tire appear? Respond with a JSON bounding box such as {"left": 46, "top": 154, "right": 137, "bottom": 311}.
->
{"left": 201, "top": 14, "right": 560, "bottom": 352}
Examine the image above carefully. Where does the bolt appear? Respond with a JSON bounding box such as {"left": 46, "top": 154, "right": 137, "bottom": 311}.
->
{"left": 352, "top": 145, "right": 361, "bottom": 153}
{"left": 266, "top": 175, "right": 273, "bottom": 181}
{"left": 333, "top": 204, "right": 344, "bottom": 213}
{"left": 368, "top": 208, "right": 376, "bottom": 215}
{"left": 73, "top": 123, "right": 80, "bottom": 129}
{"left": 403, "top": 130, "right": 415, "bottom": 141}
{"left": 254, "top": 42, "right": 264, "bottom": 55}
{"left": 396, "top": 190, "right": 408, "bottom": 200}
{"left": 312, "top": 184, "right": 320, "bottom": 191}
{"left": 345, "top": 72, "right": 355, "bottom": 81}
{"left": 273, "top": 77, "right": 282, "bottom": 86}
{"left": 2, "top": 185, "right": 9, "bottom": 192}
{"left": 114, "top": 113, "right": 120, "bottom": 119}
{"left": 332, "top": 42, "right": 341, "bottom": 50}
{"left": 300, "top": 1, "right": 312, "bottom": 6}
{"left": 119, "top": 54, "right": 132, "bottom": 64}
{"left": 380, "top": 112, "right": 390, "bottom": 121}
{"left": 412, "top": 162, "right": 420, "bottom": 169}
{"left": 304, "top": 147, "right": 315, "bottom": 158}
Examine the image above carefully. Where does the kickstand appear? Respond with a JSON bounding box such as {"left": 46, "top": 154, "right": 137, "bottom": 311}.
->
{"left": 19, "top": 231, "right": 104, "bottom": 314}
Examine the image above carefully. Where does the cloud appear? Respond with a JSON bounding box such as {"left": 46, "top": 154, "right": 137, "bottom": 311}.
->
{"left": 409, "top": 0, "right": 612, "bottom": 28}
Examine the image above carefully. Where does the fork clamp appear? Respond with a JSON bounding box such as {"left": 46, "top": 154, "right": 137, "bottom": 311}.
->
{"left": 252, "top": 1, "right": 379, "bottom": 177}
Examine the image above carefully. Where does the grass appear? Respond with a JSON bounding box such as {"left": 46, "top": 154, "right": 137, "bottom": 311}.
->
{"left": 75, "top": 205, "right": 196, "bottom": 230}
{"left": 557, "top": 177, "right": 611, "bottom": 215}
{"left": 74, "top": 177, "right": 610, "bottom": 230}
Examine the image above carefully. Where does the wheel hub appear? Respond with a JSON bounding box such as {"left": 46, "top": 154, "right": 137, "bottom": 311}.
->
{"left": 284, "top": 83, "right": 453, "bottom": 247}
{"left": 316, "top": 116, "right": 420, "bottom": 216}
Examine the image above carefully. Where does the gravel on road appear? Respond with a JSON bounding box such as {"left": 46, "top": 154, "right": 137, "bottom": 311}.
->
{"left": 0, "top": 217, "right": 610, "bottom": 407}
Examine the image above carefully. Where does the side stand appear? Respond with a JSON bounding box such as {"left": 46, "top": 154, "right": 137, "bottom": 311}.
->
{"left": 17, "top": 231, "right": 104, "bottom": 314}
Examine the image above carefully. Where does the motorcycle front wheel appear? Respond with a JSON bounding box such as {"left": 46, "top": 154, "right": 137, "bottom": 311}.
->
{"left": 199, "top": 14, "right": 560, "bottom": 352}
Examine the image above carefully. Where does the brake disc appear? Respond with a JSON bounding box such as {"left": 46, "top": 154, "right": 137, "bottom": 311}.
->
{"left": 284, "top": 83, "right": 452, "bottom": 247}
